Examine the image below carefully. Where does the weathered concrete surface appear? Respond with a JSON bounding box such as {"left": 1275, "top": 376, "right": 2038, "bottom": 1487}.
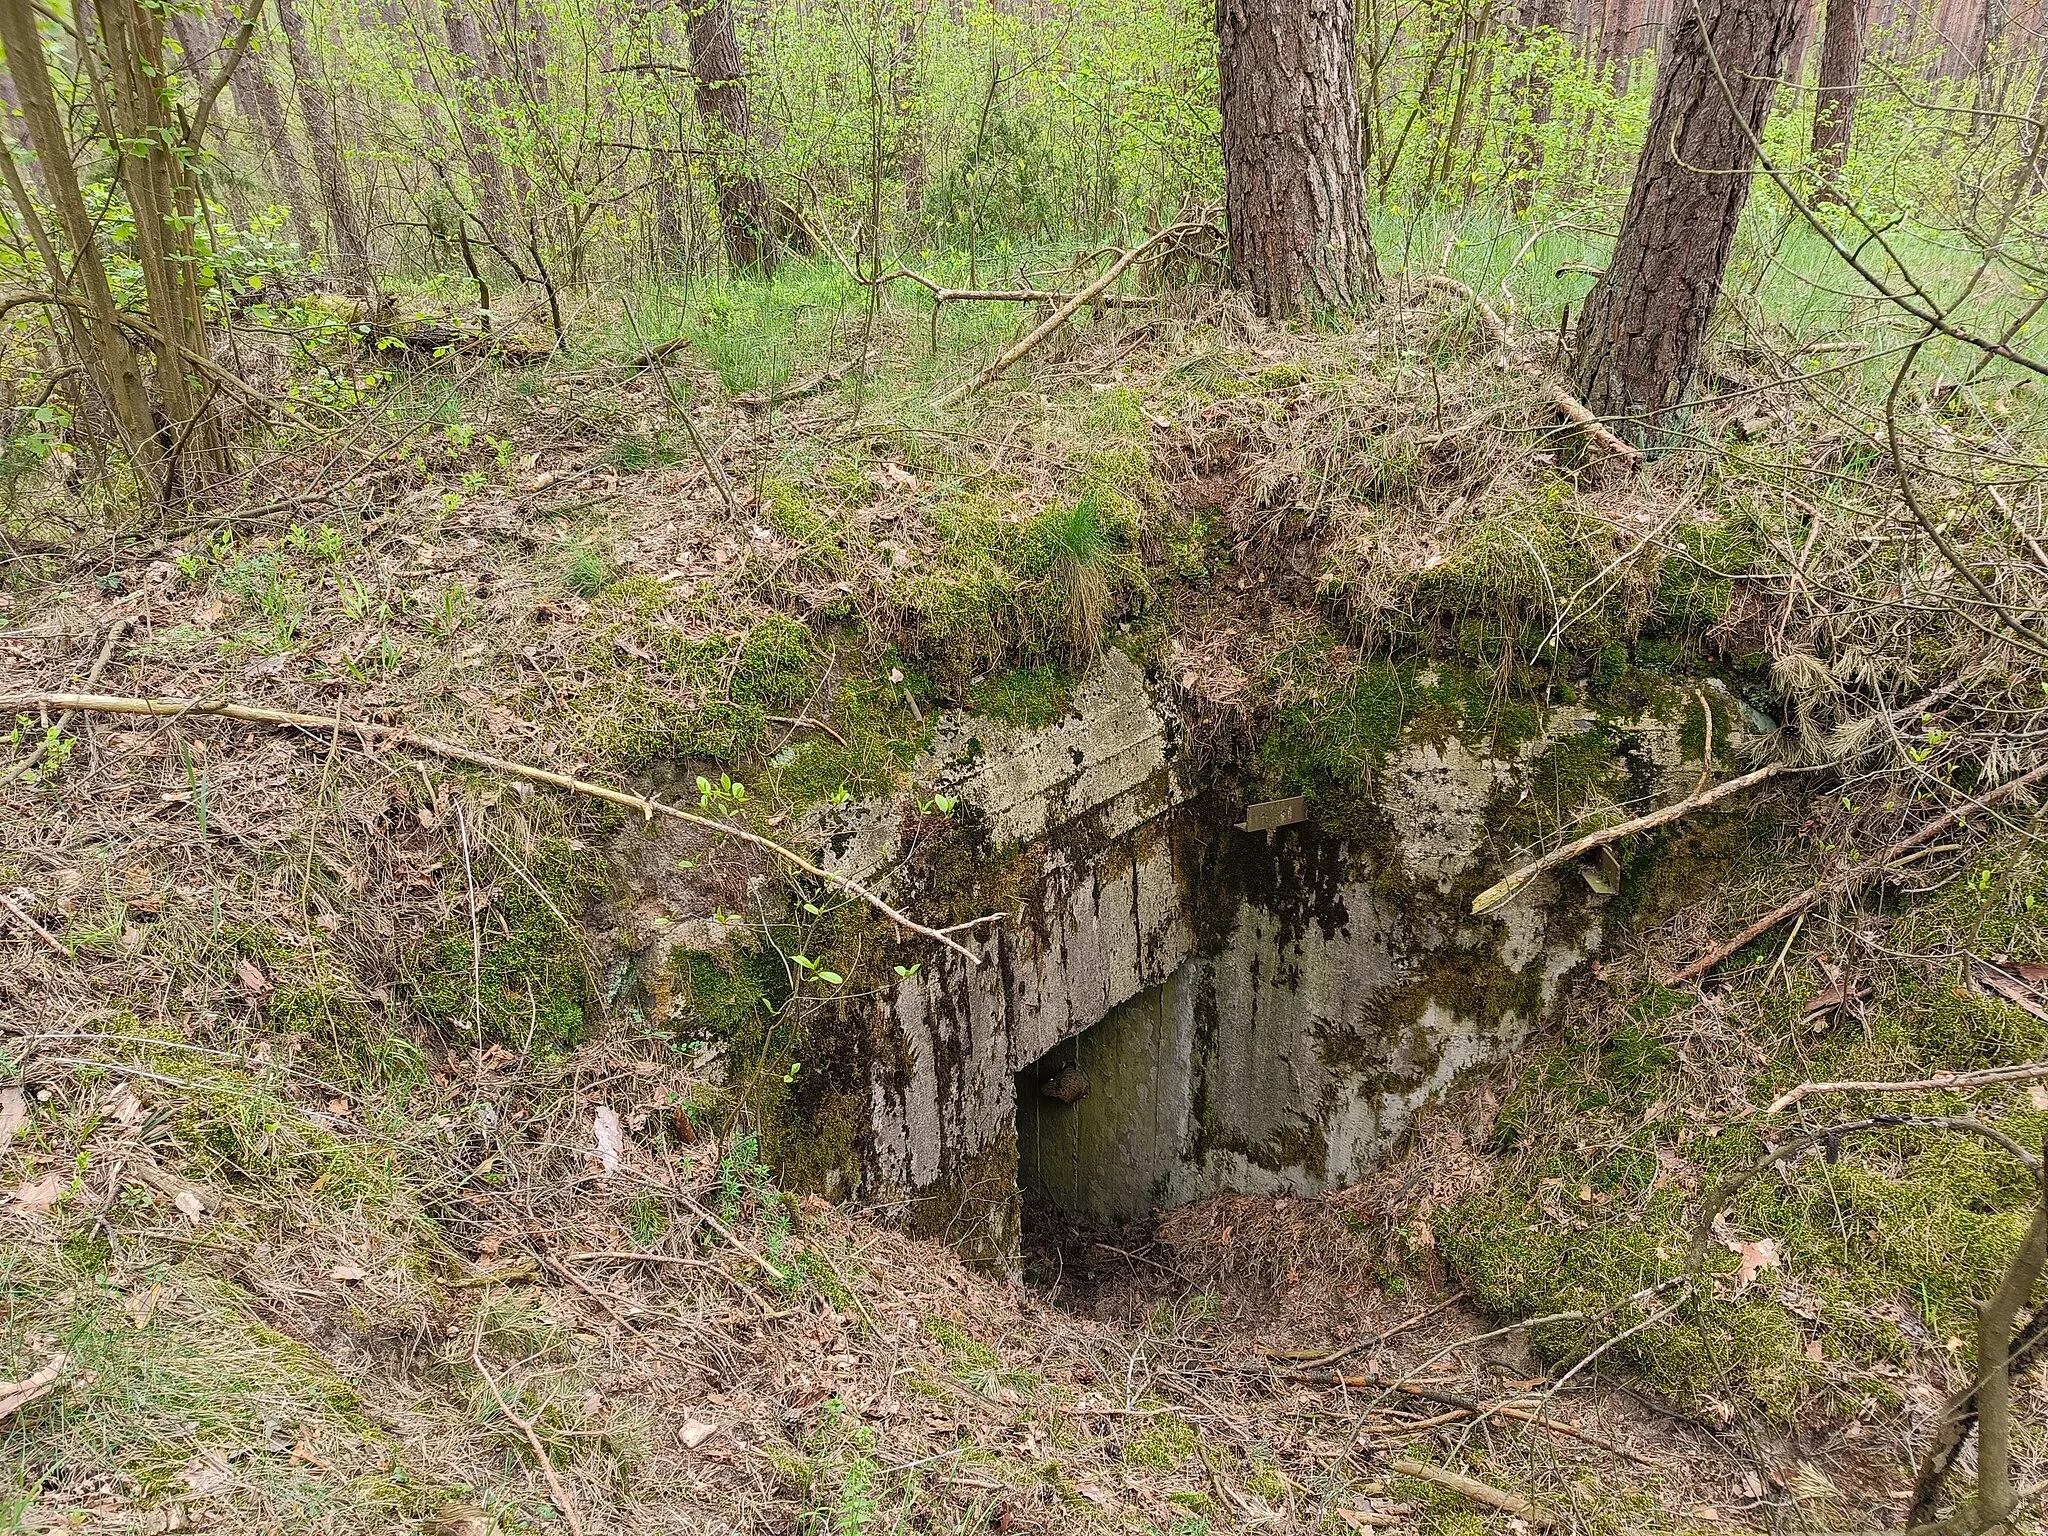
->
{"left": 675, "top": 648, "right": 1729, "bottom": 1269}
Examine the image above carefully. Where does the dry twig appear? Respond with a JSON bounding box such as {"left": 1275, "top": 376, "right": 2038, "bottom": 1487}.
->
{"left": 0, "top": 692, "right": 1002, "bottom": 963}
{"left": 1473, "top": 760, "right": 1794, "bottom": 915}
{"left": 1418, "top": 274, "right": 1641, "bottom": 465}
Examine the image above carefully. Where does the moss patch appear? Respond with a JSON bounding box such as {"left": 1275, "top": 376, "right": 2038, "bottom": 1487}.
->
{"left": 409, "top": 835, "right": 603, "bottom": 1052}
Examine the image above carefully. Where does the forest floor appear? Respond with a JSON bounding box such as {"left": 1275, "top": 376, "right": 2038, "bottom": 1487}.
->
{"left": 2, "top": 272, "right": 2046, "bottom": 1534}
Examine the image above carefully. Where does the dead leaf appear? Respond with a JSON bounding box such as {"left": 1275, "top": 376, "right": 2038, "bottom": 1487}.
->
{"left": 329, "top": 1262, "right": 367, "bottom": 1282}
{"left": 0, "top": 1086, "right": 25, "bottom": 1157}
{"left": 1336, "top": 1513, "right": 1379, "bottom": 1534}
{"left": 108, "top": 1083, "right": 146, "bottom": 1126}
{"left": 1075, "top": 1483, "right": 1115, "bottom": 1509}
{"left": 1729, "top": 1233, "right": 1780, "bottom": 1290}
{"left": 430, "top": 1505, "right": 491, "bottom": 1536}
{"left": 9, "top": 1172, "right": 64, "bottom": 1215}
{"left": 678, "top": 1416, "right": 719, "bottom": 1449}
{"left": 173, "top": 1189, "right": 206, "bottom": 1226}
{"left": 235, "top": 957, "right": 270, "bottom": 997}
{"left": 1971, "top": 962, "right": 2048, "bottom": 1023}
{"left": 179, "top": 1450, "right": 233, "bottom": 1497}
{"left": 592, "top": 1105, "right": 623, "bottom": 1176}
{"left": 0, "top": 1352, "right": 66, "bottom": 1421}
{"left": 125, "top": 1283, "right": 163, "bottom": 1329}
{"left": 2029, "top": 1083, "right": 2048, "bottom": 1111}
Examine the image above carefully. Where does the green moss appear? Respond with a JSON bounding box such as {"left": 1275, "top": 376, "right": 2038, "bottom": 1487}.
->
{"left": 409, "top": 836, "right": 601, "bottom": 1052}
{"left": 1123, "top": 1411, "right": 1199, "bottom": 1469}
{"left": 1648, "top": 521, "right": 1755, "bottom": 635}
{"left": 1438, "top": 934, "right": 2048, "bottom": 1421}
{"left": 576, "top": 611, "right": 826, "bottom": 772}
{"left": 967, "top": 664, "right": 1078, "bottom": 728}
{"left": 1494, "top": 726, "right": 1626, "bottom": 847}
{"left": 921, "top": 1315, "right": 1001, "bottom": 1370}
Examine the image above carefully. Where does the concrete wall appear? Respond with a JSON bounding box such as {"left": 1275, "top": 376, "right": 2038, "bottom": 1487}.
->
{"left": 756, "top": 649, "right": 1724, "bottom": 1270}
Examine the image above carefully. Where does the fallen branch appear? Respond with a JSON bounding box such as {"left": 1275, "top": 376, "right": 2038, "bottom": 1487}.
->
{"left": 1388, "top": 1458, "right": 1557, "bottom": 1527}
{"left": 1418, "top": 274, "right": 1641, "bottom": 466}
{"left": 471, "top": 1322, "right": 584, "bottom": 1536}
{"left": 1282, "top": 1369, "right": 1652, "bottom": 1465}
{"left": 1260, "top": 1290, "right": 1466, "bottom": 1368}
{"left": 1473, "top": 760, "right": 1793, "bottom": 915}
{"left": 1769, "top": 1059, "right": 2048, "bottom": 1114}
{"left": 875, "top": 269, "right": 1158, "bottom": 310}
{"left": 732, "top": 351, "right": 873, "bottom": 411}
{"left": 765, "top": 713, "right": 850, "bottom": 747}
{"left": 0, "top": 692, "right": 1000, "bottom": 965}
{"left": 0, "top": 888, "right": 65, "bottom": 955}
{"left": 1667, "top": 759, "right": 2048, "bottom": 984}
{"left": 0, "top": 614, "right": 131, "bottom": 787}
{"left": 936, "top": 214, "right": 1205, "bottom": 408}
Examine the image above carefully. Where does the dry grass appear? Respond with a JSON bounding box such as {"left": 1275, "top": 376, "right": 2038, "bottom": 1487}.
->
{"left": 5, "top": 281, "right": 2048, "bottom": 1535}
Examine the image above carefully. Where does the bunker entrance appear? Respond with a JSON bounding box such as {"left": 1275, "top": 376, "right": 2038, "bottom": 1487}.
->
{"left": 1014, "top": 972, "right": 1202, "bottom": 1272}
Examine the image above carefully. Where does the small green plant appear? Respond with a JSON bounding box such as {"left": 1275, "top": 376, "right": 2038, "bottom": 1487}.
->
{"left": 564, "top": 545, "right": 611, "bottom": 597}
{"left": 697, "top": 773, "right": 747, "bottom": 812}
{"left": 1043, "top": 491, "right": 1116, "bottom": 656}
{"left": 5, "top": 716, "right": 72, "bottom": 785}
{"left": 914, "top": 792, "right": 956, "bottom": 816}
{"left": 790, "top": 954, "right": 844, "bottom": 987}
{"left": 283, "top": 522, "right": 345, "bottom": 562}
{"left": 424, "top": 584, "right": 472, "bottom": 640}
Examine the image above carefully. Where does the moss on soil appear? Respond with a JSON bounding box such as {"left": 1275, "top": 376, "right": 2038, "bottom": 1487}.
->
{"left": 409, "top": 834, "right": 605, "bottom": 1053}
{"left": 1434, "top": 853, "right": 2048, "bottom": 1420}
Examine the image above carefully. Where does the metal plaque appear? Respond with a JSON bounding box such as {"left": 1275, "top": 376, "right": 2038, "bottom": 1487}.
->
{"left": 1237, "top": 795, "right": 1308, "bottom": 834}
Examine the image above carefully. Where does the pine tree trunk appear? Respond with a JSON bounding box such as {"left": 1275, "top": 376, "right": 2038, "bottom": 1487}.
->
{"left": 1571, "top": 0, "right": 1798, "bottom": 448}
{"left": 273, "top": 0, "right": 371, "bottom": 278}
{"left": 214, "top": 0, "right": 322, "bottom": 254}
{"left": 1217, "top": 0, "right": 1379, "bottom": 319}
{"left": 1811, "top": 0, "right": 1867, "bottom": 194}
{"left": 683, "top": 0, "right": 777, "bottom": 276}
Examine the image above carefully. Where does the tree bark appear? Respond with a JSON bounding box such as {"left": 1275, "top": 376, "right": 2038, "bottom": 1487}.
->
{"left": 1810, "top": 0, "right": 1867, "bottom": 195}
{"left": 1571, "top": 0, "right": 1799, "bottom": 448}
{"left": 214, "top": 0, "right": 322, "bottom": 253}
{"left": 1510, "top": 0, "right": 1569, "bottom": 209}
{"left": 0, "top": 0, "right": 164, "bottom": 496}
{"left": 272, "top": 0, "right": 371, "bottom": 278}
{"left": 1217, "top": 0, "right": 1379, "bottom": 319}
{"left": 682, "top": 0, "right": 777, "bottom": 276}
{"left": 440, "top": 0, "right": 513, "bottom": 233}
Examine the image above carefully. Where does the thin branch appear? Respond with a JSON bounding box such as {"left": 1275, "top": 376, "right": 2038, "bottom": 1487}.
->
{"left": 471, "top": 1316, "right": 585, "bottom": 1536}
{"left": 0, "top": 692, "right": 1002, "bottom": 964}
{"left": 1418, "top": 274, "right": 1642, "bottom": 465}
{"left": 1473, "top": 760, "right": 1795, "bottom": 915}
{"left": 1770, "top": 1059, "right": 2048, "bottom": 1114}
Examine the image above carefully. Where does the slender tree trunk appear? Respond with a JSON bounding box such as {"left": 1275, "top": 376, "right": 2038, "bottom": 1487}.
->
{"left": 215, "top": 0, "right": 322, "bottom": 252}
{"left": 440, "top": 0, "right": 513, "bottom": 233}
{"left": 1510, "top": 0, "right": 1569, "bottom": 209}
{"left": 1571, "top": 0, "right": 1800, "bottom": 447}
{"left": 96, "top": 0, "right": 228, "bottom": 484}
{"left": 1217, "top": 0, "right": 1379, "bottom": 319}
{"left": 0, "top": 1, "right": 164, "bottom": 497}
{"left": 273, "top": 0, "right": 371, "bottom": 277}
{"left": 1811, "top": 0, "right": 1868, "bottom": 195}
{"left": 683, "top": 0, "right": 778, "bottom": 275}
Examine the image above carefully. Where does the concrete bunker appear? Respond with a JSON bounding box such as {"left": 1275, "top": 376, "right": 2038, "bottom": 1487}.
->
{"left": 641, "top": 646, "right": 1743, "bottom": 1274}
